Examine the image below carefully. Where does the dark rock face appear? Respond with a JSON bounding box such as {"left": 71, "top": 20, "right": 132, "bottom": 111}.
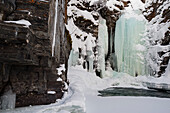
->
{"left": 0, "top": 0, "right": 71, "bottom": 109}
{"left": 144, "top": 0, "right": 170, "bottom": 77}
{"left": 0, "top": 0, "right": 16, "bottom": 20}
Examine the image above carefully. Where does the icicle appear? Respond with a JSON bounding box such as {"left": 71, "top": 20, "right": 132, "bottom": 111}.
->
{"left": 52, "top": 0, "right": 58, "bottom": 56}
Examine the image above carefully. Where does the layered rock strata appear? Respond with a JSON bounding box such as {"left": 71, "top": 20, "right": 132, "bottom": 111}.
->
{"left": 0, "top": 0, "right": 71, "bottom": 109}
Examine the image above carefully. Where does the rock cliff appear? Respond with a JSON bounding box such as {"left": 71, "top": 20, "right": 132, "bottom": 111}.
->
{"left": 0, "top": 0, "right": 71, "bottom": 109}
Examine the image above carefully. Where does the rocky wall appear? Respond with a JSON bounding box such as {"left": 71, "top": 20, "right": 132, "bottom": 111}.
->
{"left": 144, "top": 0, "right": 170, "bottom": 77}
{"left": 0, "top": 0, "right": 70, "bottom": 109}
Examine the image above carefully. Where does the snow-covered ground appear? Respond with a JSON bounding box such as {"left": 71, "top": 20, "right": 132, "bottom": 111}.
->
{"left": 86, "top": 95, "right": 170, "bottom": 113}
{"left": 1, "top": 66, "right": 170, "bottom": 113}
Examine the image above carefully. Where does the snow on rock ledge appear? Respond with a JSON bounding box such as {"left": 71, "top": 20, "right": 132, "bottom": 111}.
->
{"left": 4, "top": 19, "right": 31, "bottom": 28}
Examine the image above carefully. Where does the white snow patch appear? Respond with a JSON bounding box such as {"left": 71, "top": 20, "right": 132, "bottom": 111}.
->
{"left": 39, "top": 0, "right": 49, "bottom": 2}
{"left": 64, "top": 82, "right": 68, "bottom": 90}
{"left": 106, "top": 0, "right": 123, "bottom": 11}
{"left": 57, "top": 77, "right": 63, "bottom": 81}
{"left": 129, "top": 0, "right": 145, "bottom": 10}
{"left": 57, "top": 64, "right": 66, "bottom": 75}
{"left": 86, "top": 96, "right": 170, "bottom": 113}
{"left": 47, "top": 91, "right": 56, "bottom": 95}
{"left": 5, "top": 19, "right": 31, "bottom": 27}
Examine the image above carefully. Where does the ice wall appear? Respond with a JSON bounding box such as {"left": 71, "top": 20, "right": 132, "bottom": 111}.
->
{"left": 97, "top": 16, "right": 109, "bottom": 77}
{"left": 115, "top": 10, "right": 147, "bottom": 76}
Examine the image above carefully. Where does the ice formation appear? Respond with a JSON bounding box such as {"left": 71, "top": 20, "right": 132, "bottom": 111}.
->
{"left": 114, "top": 10, "right": 147, "bottom": 76}
{"left": 52, "top": 0, "right": 58, "bottom": 56}
{"left": 97, "top": 16, "right": 108, "bottom": 77}
{"left": 67, "top": 0, "right": 97, "bottom": 72}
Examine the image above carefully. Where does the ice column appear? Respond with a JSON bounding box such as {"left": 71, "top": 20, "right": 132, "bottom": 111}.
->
{"left": 115, "top": 11, "right": 147, "bottom": 76}
{"left": 97, "top": 16, "right": 108, "bottom": 77}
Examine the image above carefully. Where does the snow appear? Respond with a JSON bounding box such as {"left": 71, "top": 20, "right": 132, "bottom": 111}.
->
{"left": 67, "top": 1, "right": 98, "bottom": 25}
{"left": 4, "top": 19, "right": 31, "bottom": 27}
{"left": 66, "top": 18, "right": 96, "bottom": 53}
{"left": 146, "top": 45, "right": 170, "bottom": 76}
{"left": 56, "top": 64, "right": 66, "bottom": 75}
{"left": 66, "top": 1, "right": 97, "bottom": 70}
{"left": 129, "top": 0, "right": 145, "bottom": 10}
{"left": 57, "top": 77, "right": 63, "bottom": 81}
{"left": 63, "top": 82, "right": 69, "bottom": 90}
{"left": 47, "top": 91, "right": 56, "bottom": 94}
{"left": 86, "top": 96, "right": 170, "bottom": 113}
{"left": 106, "top": 0, "right": 123, "bottom": 11}
{"left": 57, "top": 111, "right": 70, "bottom": 113}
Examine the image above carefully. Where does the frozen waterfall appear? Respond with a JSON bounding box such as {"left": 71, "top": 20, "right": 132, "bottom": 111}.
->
{"left": 114, "top": 10, "right": 147, "bottom": 76}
